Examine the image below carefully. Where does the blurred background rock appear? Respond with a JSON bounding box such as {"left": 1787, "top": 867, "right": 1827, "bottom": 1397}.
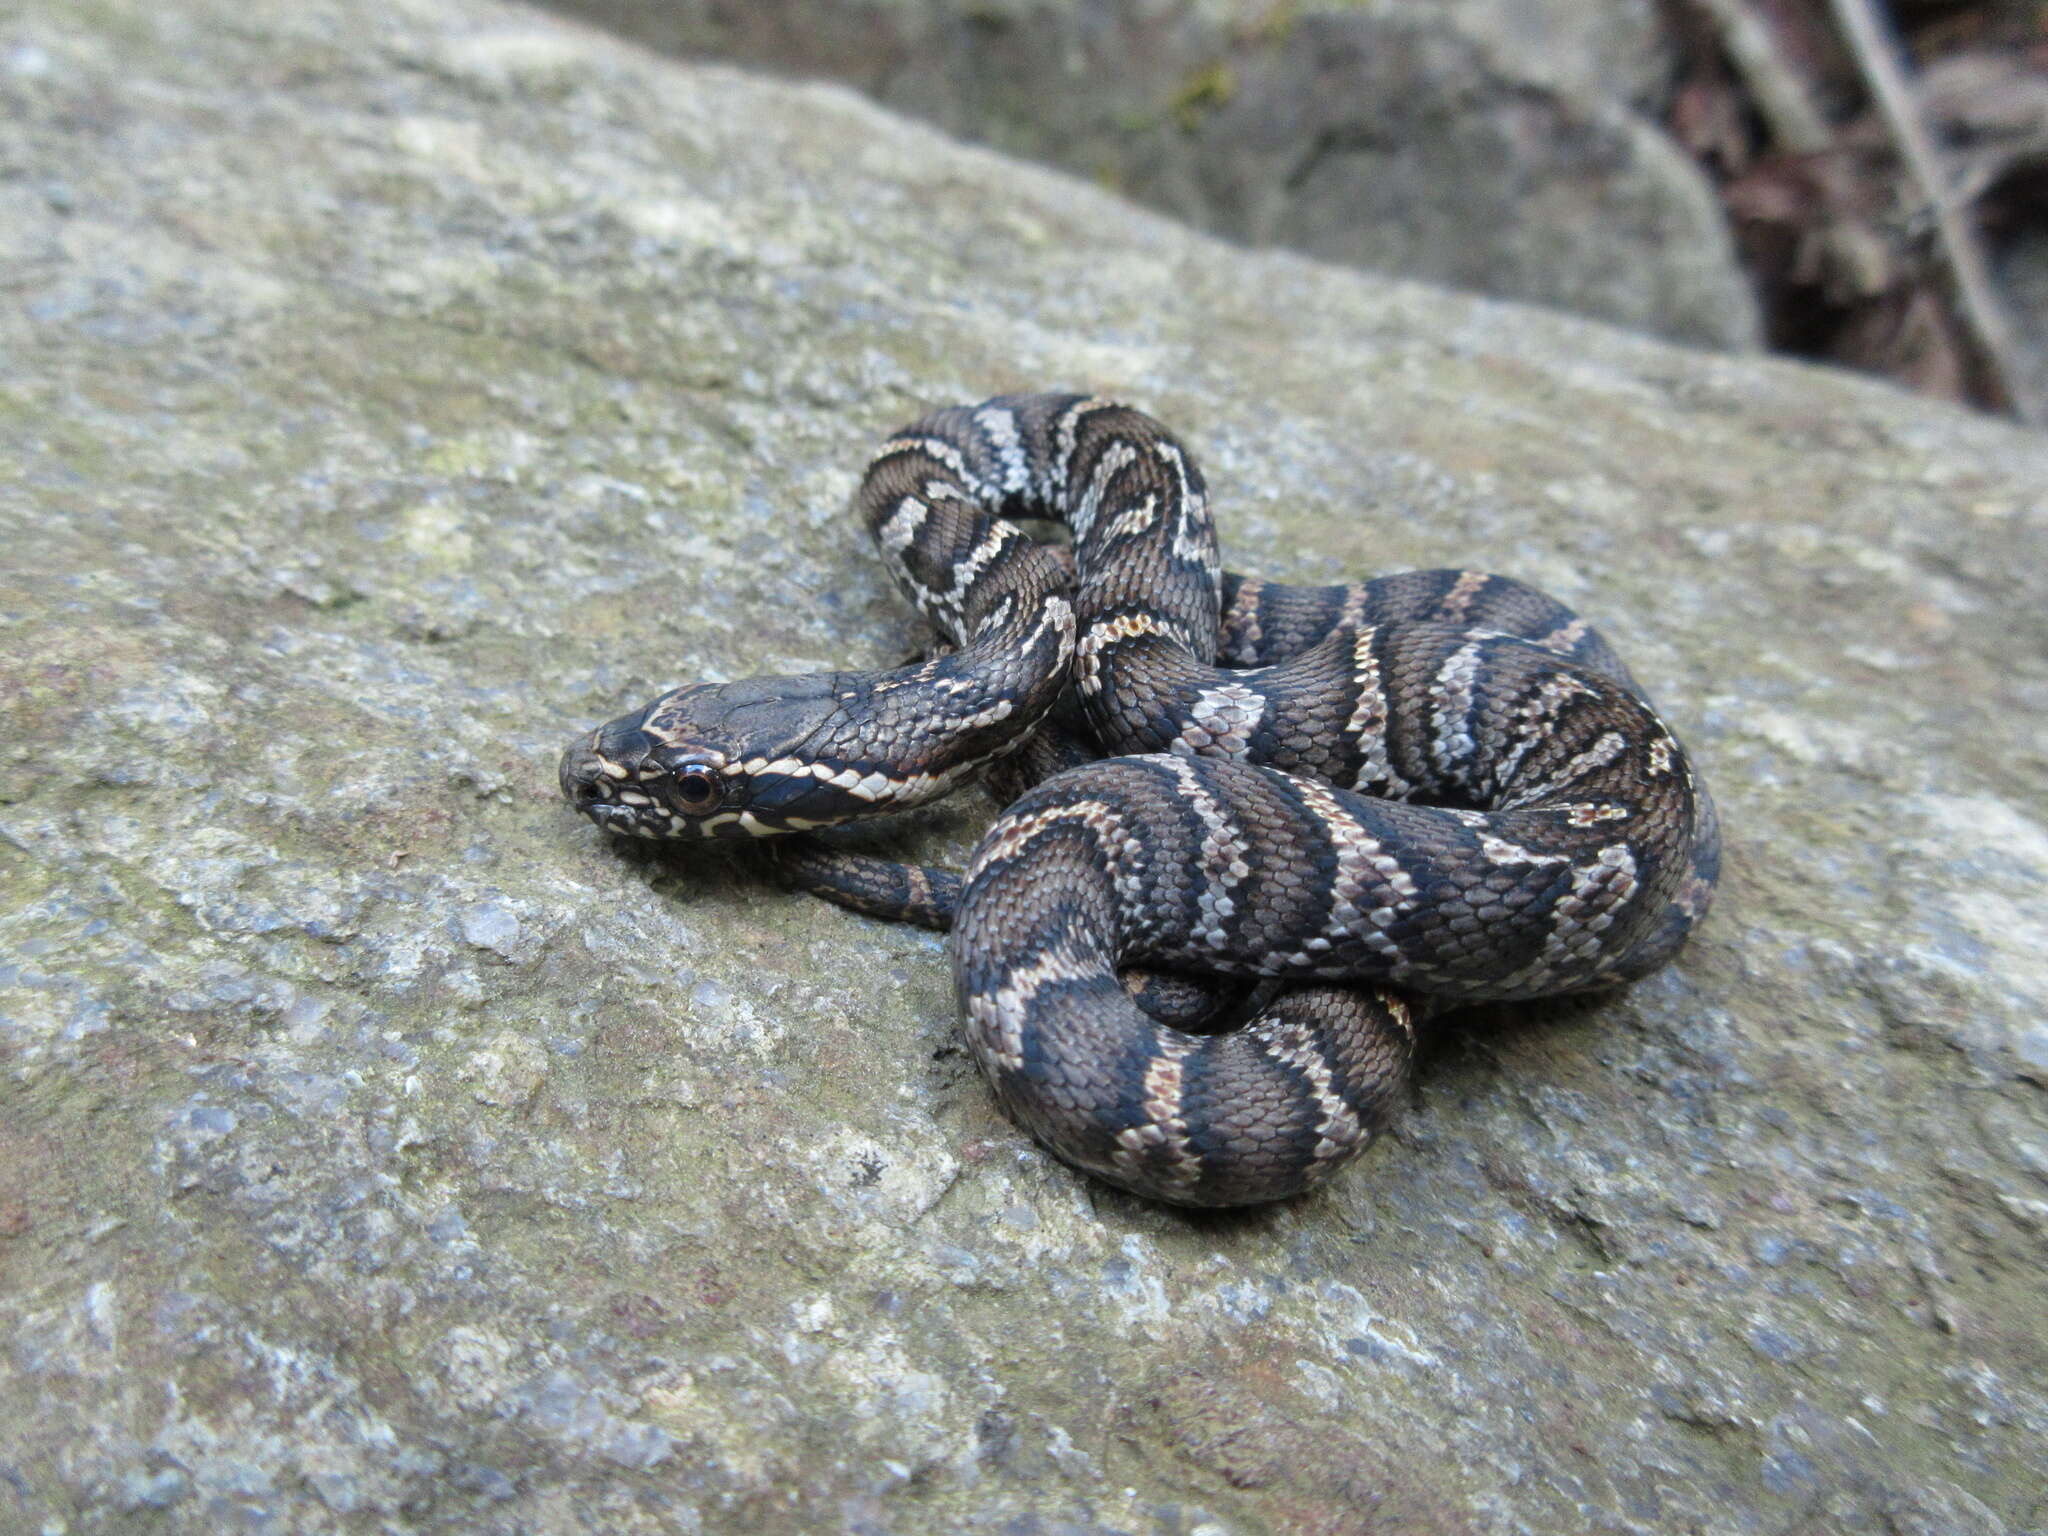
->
{"left": 539, "top": 0, "right": 2048, "bottom": 419}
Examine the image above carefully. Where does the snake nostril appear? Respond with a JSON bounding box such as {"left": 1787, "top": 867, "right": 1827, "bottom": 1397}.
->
{"left": 559, "top": 737, "right": 609, "bottom": 805}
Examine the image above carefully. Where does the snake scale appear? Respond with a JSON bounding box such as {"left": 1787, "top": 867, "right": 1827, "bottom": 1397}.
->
{"left": 561, "top": 394, "right": 1719, "bottom": 1206}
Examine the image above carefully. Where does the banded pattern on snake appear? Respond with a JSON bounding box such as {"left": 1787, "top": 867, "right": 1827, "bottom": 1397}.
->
{"left": 560, "top": 394, "right": 1719, "bottom": 1206}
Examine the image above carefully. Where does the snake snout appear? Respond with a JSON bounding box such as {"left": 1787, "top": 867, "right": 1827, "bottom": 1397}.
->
{"left": 558, "top": 727, "right": 591, "bottom": 779}
{"left": 559, "top": 716, "right": 659, "bottom": 819}
{"left": 558, "top": 730, "right": 612, "bottom": 809}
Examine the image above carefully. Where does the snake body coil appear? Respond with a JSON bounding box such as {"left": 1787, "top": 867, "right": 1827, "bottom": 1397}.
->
{"left": 561, "top": 395, "right": 1718, "bottom": 1206}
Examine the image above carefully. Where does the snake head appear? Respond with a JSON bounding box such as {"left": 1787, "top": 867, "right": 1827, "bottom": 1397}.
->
{"left": 560, "top": 673, "right": 902, "bottom": 840}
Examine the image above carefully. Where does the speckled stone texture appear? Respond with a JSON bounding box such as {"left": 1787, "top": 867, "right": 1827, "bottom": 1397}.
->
{"left": 2, "top": 2, "right": 2045, "bottom": 1533}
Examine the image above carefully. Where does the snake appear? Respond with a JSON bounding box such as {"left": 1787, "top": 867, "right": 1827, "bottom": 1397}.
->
{"left": 559, "top": 394, "right": 1719, "bottom": 1206}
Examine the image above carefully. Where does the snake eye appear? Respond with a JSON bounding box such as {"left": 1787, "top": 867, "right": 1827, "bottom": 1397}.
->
{"left": 671, "top": 761, "right": 725, "bottom": 814}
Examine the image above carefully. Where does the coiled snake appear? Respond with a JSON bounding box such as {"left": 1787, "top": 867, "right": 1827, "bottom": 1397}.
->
{"left": 560, "top": 395, "right": 1719, "bottom": 1206}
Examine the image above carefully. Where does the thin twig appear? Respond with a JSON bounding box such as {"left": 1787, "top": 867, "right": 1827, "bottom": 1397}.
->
{"left": 1827, "top": 0, "right": 2043, "bottom": 425}
{"left": 1691, "top": 0, "right": 1832, "bottom": 153}
{"left": 1691, "top": 0, "right": 1890, "bottom": 303}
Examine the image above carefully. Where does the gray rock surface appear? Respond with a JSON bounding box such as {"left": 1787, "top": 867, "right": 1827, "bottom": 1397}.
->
{"left": 542, "top": 0, "right": 1761, "bottom": 350}
{"left": 3, "top": 1, "right": 2047, "bottom": 1533}
{"left": 1410, "top": 0, "right": 1674, "bottom": 106}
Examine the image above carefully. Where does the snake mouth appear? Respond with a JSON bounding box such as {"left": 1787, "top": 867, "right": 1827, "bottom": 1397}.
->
{"left": 560, "top": 737, "right": 858, "bottom": 842}
{"left": 559, "top": 725, "right": 692, "bottom": 839}
{"left": 561, "top": 716, "right": 774, "bottom": 840}
{"left": 564, "top": 772, "right": 698, "bottom": 839}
